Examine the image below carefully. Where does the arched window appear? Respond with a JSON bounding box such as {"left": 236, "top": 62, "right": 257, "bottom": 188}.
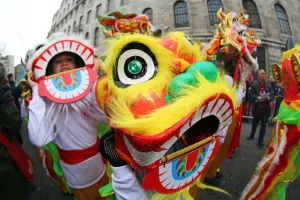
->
{"left": 242, "top": 0, "right": 262, "bottom": 28}
{"left": 257, "top": 47, "right": 266, "bottom": 71}
{"left": 143, "top": 8, "right": 153, "bottom": 24}
{"left": 207, "top": 0, "right": 223, "bottom": 26}
{"left": 85, "top": 32, "right": 89, "bottom": 40}
{"left": 94, "top": 28, "right": 100, "bottom": 47}
{"left": 274, "top": 4, "right": 291, "bottom": 35}
{"left": 174, "top": 1, "right": 189, "bottom": 28}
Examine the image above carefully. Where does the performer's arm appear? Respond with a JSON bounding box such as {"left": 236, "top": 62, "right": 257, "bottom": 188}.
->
{"left": 99, "top": 131, "right": 146, "bottom": 200}
{"left": 111, "top": 165, "right": 146, "bottom": 200}
{"left": 28, "top": 86, "right": 54, "bottom": 147}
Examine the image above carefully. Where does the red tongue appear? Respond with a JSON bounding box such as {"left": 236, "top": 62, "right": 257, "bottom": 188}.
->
{"left": 61, "top": 73, "right": 72, "bottom": 85}
{"left": 184, "top": 132, "right": 212, "bottom": 171}
{"left": 185, "top": 148, "right": 201, "bottom": 171}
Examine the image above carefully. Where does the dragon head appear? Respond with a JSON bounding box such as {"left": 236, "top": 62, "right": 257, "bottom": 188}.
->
{"left": 240, "top": 29, "right": 261, "bottom": 79}
{"left": 98, "top": 11, "right": 153, "bottom": 37}
{"left": 205, "top": 8, "right": 260, "bottom": 80}
{"left": 96, "top": 32, "right": 237, "bottom": 193}
{"left": 272, "top": 37, "right": 300, "bottom": 104}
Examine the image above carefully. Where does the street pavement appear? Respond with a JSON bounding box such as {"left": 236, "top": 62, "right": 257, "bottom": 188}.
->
{"left": 198, "top": 121, "right": 300, "bottom": 200}
{"left": 21, "top": 121, "right": 300, "bottom": 200}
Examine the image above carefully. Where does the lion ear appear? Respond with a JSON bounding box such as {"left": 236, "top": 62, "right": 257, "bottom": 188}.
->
{"left": 291, "top": 54, "right": 300, "bottom": 85}
{"left": 272, "top": 64, "right": 282, "bottom": 84}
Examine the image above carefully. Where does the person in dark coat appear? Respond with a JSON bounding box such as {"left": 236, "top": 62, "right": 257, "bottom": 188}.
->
{"left": 6, "top": 73, "right": 21, "bottom": 111}
{"left": 7, "top": 73, "right": 15, "bottom": 88}
{"left": 268, "top": 75, "right": 277, "bottom": 94}
{"left": 273, "top": 83, "right": 284, "bottom": 118}
{"left": 244, "top": 73, "right": 254, "bottom": 116}
{"left": 0, "top": 63, "right": 34, "bottom": 200}
{"left": 246, "top": 69, "right": 274, "bottom": 148}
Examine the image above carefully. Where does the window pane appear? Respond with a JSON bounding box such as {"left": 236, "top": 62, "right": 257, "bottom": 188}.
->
{"left": 174, "top": 1, "right": 189, "bottom": 27}
{"left": 108, "top": 0, "right": 115, "bottom": 11}
{"left": 96, "top": 4, "right": 101, "bottom": 18}
{"left": 87, "top": 11, "right": 91, "bottom": 24}
{"left": 275, "top": 4, "right": 291, "bottom": 35}
{"left": 94, "top": 28, "right": 100, "bottom": 47}
{"left": 257, "top": 47, "right": 266, "bottom": 71}
{"left": 207, "top": 0, "right": 223, "bottom": 26}
{"left": 242, "top": 0, "right": 262, "bottom": 28}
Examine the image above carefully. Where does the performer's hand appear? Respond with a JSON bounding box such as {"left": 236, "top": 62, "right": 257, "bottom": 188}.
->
{"left": 99, "top": 130, "right": 127, "bottom": 167}
{"left": 257, "top": 96, "right": 261, "bottom": 101}
{"left": 27, "top": 75, "right": 38, "bottom": 88}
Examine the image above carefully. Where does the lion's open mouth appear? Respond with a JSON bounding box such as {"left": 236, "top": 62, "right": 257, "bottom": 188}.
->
{"left": 142, "top": 114, "right": 223, "bottom": 193}
{"left": 120, "top": 94, "right": 234, "bottom": 169}
{"left": 164, "top": 115, "right": 220, "bottom": 157}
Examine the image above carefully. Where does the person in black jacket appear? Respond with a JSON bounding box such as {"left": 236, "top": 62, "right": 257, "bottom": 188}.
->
{"left": 0, "top": 63, "right": 34, "bottom": 200}
{"left": 7, "top": 73, "right": 15, "bottom": 88}
{"left": 246, "top": 69, "right": 274, "bottom": 148}
{"left": 6, "top": 73, "right": 22, "bottom": 111}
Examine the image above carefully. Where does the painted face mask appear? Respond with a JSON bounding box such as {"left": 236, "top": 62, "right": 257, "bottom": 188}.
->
{"left": 28, "top": 33, "right": 97, "bottom": 104}
{"left": 96, "top": 32, "right": 237, "bottom": 195}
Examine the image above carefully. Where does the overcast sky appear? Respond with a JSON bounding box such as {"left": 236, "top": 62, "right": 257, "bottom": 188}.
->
{"left": 0, "top": 0, "right": 62, "bottom": 65}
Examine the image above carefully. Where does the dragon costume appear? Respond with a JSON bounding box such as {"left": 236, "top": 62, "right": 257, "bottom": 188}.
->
{"left": 205, "top": 8, "right": 260, "bottom": 82}
{"left": 98, "top": 11, "right": 154, "bottom": 38}
{"left": 240, "top": 37, "right": 300, "bottom": 200}
{"left": 96, "top": 11, "right": 238, "bottom": 199}
{"left": 202, "top": 8, "right": 261, "bottom": 180}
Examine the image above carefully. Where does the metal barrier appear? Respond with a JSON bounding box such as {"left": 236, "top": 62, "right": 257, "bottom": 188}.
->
{"left": 272, "top": 95, "right": 284, "bottom": 118}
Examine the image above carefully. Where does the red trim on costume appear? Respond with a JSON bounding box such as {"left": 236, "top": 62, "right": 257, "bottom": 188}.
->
{"left": 255, "top": 125, "right": 300, "bottom": 199}
{"left": 233, "top": 58, "right": 240, "bottom": 83}
{"left": 58, "top": 138, "right": 100, "bottom": 165}
{"left": 226, "top": 103, "right": 244, "bottom": 158}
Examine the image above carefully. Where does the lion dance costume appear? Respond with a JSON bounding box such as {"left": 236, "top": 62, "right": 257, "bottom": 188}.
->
{"left": 96, "top": 11, "right": 239, "bottom": 199}
{"left": 27, "top": 33, "right": 109, "bottom": 199}
{"left": 241, "top": 37, "right": 300, "bottom": 200}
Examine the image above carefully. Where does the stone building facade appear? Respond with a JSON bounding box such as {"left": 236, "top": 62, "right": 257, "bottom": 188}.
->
{"left": 0, "top": 55, "right": 14, "bottom": 76}
{"left": 48, "top": 0, "right": 300, "bottom": 76}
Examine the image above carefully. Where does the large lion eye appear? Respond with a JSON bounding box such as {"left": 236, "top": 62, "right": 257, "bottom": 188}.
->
{"left": 114, "top": 42, "right": 158, "bottom": 88}
{"left": 184, "top": 35, "right": 194, "bottom": 46}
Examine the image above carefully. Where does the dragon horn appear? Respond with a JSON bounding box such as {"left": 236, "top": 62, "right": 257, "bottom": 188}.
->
{"left": 272, "top": 64, "right": 282, "bottom": 84}
{"left": 98, "top": 15, "right": 116, "bottom": 26}
{"left": 217, "top": 7, "right": 226, "bottom": 20}
{"left": 291, "top": 54, "right": 300, "bottom": 85}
